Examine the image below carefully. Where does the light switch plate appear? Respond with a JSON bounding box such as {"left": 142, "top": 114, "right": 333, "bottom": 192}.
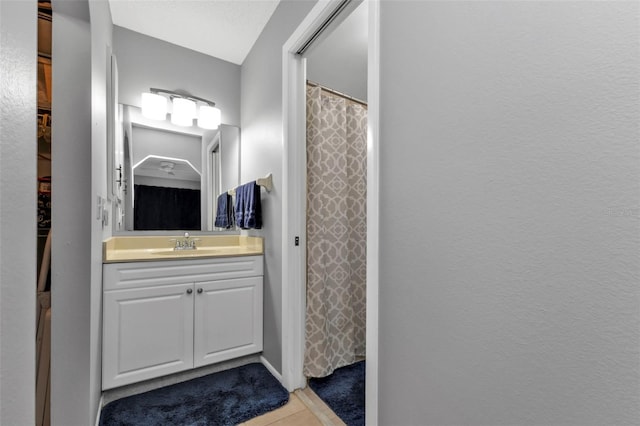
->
{"left": 96, "top": 196, "right": 103, "bottom": 220}
{"left": 102, "top": 208, "right": 109, "bottom": 227}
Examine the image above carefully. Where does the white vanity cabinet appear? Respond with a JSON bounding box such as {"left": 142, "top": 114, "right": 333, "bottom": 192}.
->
{"left": 193, "top": 276, "right": 263, "bottom": 367}
{"left": 102, "top": 256, "right": 263, "bottom": 390}
{"left": 103, "top": 282, "right": 195, "bottom": 388}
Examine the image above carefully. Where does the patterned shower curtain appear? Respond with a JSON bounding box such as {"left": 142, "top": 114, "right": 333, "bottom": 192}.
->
{"left": 304, "top": 84, "right": 367, "bottom": 378}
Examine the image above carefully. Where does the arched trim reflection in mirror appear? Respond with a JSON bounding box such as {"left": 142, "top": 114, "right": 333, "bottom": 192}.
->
{"left": 111, "top": 104, "right": 240, "bottom": 234}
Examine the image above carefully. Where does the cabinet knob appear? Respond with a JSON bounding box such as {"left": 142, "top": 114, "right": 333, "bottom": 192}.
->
{"left": 186, "top": 288, "right": 193, "bottom": 294}
{"left": 197, "top": 288, "right": 203, "bottom": 294}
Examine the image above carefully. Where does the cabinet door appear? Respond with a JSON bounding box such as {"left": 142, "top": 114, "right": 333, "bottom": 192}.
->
{"left": 103, "top": 283, "right": 194, "bottom": 389}
{"left": 193, "top": 277, "right": 263, "bottom": 368}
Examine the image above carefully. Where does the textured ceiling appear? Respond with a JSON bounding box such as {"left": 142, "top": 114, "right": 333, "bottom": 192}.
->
{"left": 108, "top": 0, "right": 281, "bottom": 65}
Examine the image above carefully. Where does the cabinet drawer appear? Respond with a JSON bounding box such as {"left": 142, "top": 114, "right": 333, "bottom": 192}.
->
{"left": 103, "top": 255, "right": 263, "bottom": 291}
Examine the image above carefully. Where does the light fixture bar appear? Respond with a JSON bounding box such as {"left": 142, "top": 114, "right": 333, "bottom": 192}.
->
{"left": 149, "top": 88, "right": 216, "bottom": 107}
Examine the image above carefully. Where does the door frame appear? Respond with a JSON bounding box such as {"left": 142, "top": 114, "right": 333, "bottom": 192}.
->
{"left": 203, "top": 133, "right": 220, "bottom": 230}
{"left": 281, "top": 1, "right": 380, "bottom": 424}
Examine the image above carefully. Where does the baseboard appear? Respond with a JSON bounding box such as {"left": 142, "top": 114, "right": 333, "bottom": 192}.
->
{"left": 260, "top": 355, "right": 283, "bottom": 385}
{"left": 94, "top": 395, "right": 104, "bottom": 426}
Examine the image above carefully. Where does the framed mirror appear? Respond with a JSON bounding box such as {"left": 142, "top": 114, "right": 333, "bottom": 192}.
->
{"left": 108, "top": 26, "right": 244, "bottom": 235}
{"left": 111, "top": 104, "right": 240, "bottom": 233}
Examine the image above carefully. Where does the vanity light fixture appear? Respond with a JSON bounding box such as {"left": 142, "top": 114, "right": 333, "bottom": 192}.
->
{"left": 141, "top": 88, "right": 221, "bottom": 129}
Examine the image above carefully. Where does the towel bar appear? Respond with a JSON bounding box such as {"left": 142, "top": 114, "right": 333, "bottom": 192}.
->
{"left": 228, "top": 173, "right": 272, "bottom": 196}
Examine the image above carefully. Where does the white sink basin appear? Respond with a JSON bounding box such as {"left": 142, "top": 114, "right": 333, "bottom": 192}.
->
{"left": 149, "top": 248, "right": 225, "bottom": 256}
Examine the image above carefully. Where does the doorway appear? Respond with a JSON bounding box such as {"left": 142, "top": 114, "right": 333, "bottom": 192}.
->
{"left": 281, "top": 0, "right": 380, "bottom": 424}
{"left": 303, "top": 0, "right": 368, "bottom": 381}
{"left": 205, "top": 133, "right": 221, "bottom": 229}
{"left": 36, "top": 3, "right": 53, "bottom": 425}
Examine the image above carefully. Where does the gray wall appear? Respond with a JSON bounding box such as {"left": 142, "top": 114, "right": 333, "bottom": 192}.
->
{"left": 306, "top": 1, "right": 368, "bottom": 101}
{"left": 378, "top": 2, "right": 640, "bottom": 425}
{"left": 113, "top": 26, "right": 241, "bottom": 127}
{"left": 132, "top": 127, "right": 202, "bottom": 172}
{"left": 220, "top": 125, "right": 240, "bottom": 194}
{"left": 0, "top": 1, "right": 36, "bottom": 424}
{"left": 240, "top": 0, "right": 318, "bottom": 373}
{"left": 50, "top": 0, "right": 111, "bottom": 424}
{"left": 135, "top": 176, "right": 200, "bottom": 190}
{"left": 51, "top": 8, "right": 93, "bottom": 426}
{"left": 132, "top": 124, "right": 201, "bottom": 191}
{"left": 89, "top": 0, "right": 113, "bottom": 423}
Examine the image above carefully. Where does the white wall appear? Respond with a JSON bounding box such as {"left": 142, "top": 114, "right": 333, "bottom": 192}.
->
{"left": 0, "top": 1, "right": 36, "bottom": 424}
{"left": 378, "top": 2, "right": 640, "bottom": 425}
{"left": 241, "top": 0, "right": 318, "bottom": 373}
{"left": 113, "top": 26, "right": 241, "bottom": 127}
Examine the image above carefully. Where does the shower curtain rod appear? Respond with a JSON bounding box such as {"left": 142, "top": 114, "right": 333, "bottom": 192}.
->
{"left": 307, "top": 80, "right": 368, "bottom": 107}
{"left": 296, "top": 0, "right": 352, "bottom": 55}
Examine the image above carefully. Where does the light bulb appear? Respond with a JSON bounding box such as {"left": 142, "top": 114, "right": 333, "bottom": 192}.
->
{"left": 171, "top": 97, "right": 196, "bottom": 127}
{"left": 197, "top": 105, "right": 221, "bottom": 130}
{"left": 141, "top": 92, "right": 167, "bottom": 120}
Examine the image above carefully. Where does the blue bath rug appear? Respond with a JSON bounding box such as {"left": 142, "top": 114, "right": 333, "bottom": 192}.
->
{"left": 99, "top": 363, "right": 289, "bottom": 426}
{"left": 308, "top": 361, "right": 365, "bottom": 426}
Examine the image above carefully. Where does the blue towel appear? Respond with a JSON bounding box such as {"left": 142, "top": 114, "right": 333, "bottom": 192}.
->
{"left": 234, "top": 182, "right": 262, "bottom": 229}
{"left": 214, "top": 193, "right": 234, "bottom": 229}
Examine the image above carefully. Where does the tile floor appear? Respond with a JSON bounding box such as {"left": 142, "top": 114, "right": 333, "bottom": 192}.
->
{"left": 241, "top": 387, "right": 346, "bottom": 426}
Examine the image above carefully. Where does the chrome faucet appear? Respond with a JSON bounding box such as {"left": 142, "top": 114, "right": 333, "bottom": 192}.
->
{"left": 171, "top": 232, "right": 198, "bottom": 250}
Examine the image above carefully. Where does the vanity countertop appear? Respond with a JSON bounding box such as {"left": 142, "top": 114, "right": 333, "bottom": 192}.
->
{"left": 103, "top": 235, "right": 263, "bottom": 263}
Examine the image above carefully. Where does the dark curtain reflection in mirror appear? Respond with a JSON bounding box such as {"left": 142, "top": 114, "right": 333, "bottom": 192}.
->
{"left": 134, "top": 185, "right": 201, "bottom": 230}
